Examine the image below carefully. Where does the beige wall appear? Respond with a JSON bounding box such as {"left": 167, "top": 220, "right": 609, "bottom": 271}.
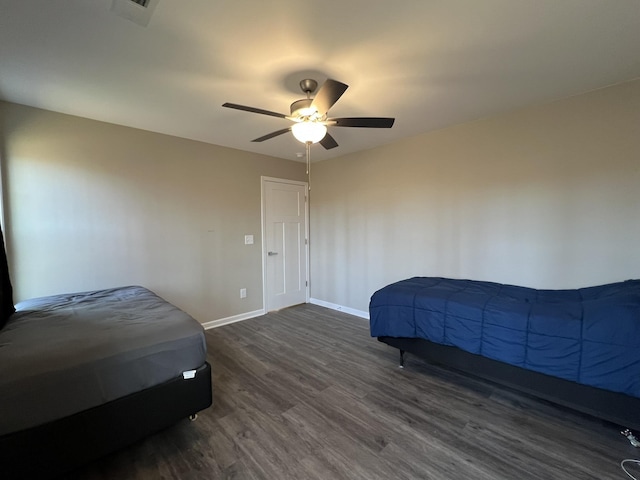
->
{"left": 0, "top": 101, "right": 306, "bottom": 322}
{"left": 311, "top": 79, "right": 640, "bottom": 312}
{"left": 2, "top": 79, "right": 639, "bottom": 321}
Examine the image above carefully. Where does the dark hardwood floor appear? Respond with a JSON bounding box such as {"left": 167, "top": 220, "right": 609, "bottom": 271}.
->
{"left": 71, "top": 304, "right": 637, "bottom": 479}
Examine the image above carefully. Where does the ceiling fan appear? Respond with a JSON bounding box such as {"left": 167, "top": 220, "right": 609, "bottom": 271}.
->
{"left": 222, "top": 78, "right": 395, "bottom": 150}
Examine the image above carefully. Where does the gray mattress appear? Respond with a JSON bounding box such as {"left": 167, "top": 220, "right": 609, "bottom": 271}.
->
{"left": 0, "top": 286, "right": 207, "bottom": 436}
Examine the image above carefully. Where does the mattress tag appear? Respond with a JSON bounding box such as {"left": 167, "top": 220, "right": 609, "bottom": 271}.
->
{"left": 182, "top": 370, "right": 197, "bottom": 380}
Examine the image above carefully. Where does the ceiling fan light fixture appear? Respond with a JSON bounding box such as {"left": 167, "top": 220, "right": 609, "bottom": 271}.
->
{"left": 291, "top": 121, "right": 327, "bottom": 144}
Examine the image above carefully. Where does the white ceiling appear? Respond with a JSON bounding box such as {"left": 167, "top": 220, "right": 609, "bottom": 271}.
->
{"left": 1, "top": 0, "right": 639, "bottom": 162}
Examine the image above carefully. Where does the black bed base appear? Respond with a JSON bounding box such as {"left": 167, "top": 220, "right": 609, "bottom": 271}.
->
{"left": 0, "top": 362, "right": 212, "bottom": 480}
{"left": 378, "top": 336, "right": 640, "bottom": 431}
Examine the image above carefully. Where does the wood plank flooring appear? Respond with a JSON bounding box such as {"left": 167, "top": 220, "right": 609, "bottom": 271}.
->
{"left": 70, "top": 304, "right": 638, "bottom": 479}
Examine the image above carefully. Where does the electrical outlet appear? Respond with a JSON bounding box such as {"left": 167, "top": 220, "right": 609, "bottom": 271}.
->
{"left": 240, "top": 288, "right": 247, "bottom": 299}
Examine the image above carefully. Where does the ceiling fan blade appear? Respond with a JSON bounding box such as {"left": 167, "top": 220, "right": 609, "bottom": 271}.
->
{"left": 330, "top": 117, "right": 395, "bottom": 128}
{"left": 222, "top": 103, "right": 288, "bottom": 119}
{"left": 311, "top": 79, "right": 348, "bottom": 115}
{"left": 251, "top": 127, "right": 291, "bottom": 142}
{"left": 320, "top": 132, "right": 339, "bottom": 150}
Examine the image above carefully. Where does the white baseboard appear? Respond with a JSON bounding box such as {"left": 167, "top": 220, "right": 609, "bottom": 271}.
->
{"left": 202, "top": 308, "right": 265, "bottom": 330}
{"left": 202, "top": 300, "right": 370, "bottom": 330}
{"left": 309, "top": 298, "right": 369, "bottom": 320}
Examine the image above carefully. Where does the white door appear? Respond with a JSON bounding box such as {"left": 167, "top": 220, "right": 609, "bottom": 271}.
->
{"left": 262, "top": 178, "right": 308, "bottom": 311}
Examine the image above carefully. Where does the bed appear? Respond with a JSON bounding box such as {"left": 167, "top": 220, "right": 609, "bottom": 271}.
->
{"left": 0, "top": 285, "right": 212, "bottom": 479}
{"left": 369, "top": 277, "right": 640, "bottom": 430}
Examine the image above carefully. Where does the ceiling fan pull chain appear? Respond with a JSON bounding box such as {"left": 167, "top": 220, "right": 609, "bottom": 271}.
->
{"left": 306, "top": 141, "right": 311, "bottom": 191}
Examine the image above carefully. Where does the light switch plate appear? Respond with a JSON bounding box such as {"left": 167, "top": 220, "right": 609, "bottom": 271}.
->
{"left": 244, "top": 235, "right": 254, "bottom": 245}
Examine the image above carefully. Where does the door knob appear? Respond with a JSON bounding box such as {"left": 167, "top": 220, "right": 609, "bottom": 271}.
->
{"left": 268, "top": 251, "right": 278, "bottom": 256}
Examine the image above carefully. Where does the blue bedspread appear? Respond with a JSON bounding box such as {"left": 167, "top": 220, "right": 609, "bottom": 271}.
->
{"left": 370, "top": 277, "right": 640, "bottom": 398}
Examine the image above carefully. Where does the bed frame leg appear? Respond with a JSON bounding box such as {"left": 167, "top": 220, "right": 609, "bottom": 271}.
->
{"left": 399, "top": 349, "right": 405, "bottom": 369}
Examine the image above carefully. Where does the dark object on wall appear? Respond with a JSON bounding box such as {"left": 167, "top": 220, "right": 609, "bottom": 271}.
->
{"left": 0, "top": 226, "right": 15, "bottom": 329}
{"left": 370, "top": 276, "right": 640, "bottom": 429}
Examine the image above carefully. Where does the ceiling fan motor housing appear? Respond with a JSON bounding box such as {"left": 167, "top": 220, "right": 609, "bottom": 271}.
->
{"left": 291, "top": 79, "right": 321, "bottom": 117}
{"left": 290, "top": 98, "right": 315, "bottom": 117}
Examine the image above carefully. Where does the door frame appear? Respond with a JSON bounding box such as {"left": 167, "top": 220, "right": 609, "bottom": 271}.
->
{"left": 261, "top": 176, "right": 310, "bottom": 312}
